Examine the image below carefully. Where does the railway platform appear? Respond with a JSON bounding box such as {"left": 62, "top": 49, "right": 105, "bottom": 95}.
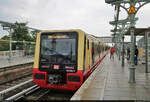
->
{"left": 71, "top": 54, "right": 150, "bottom": 100}
{"left": 0, "top": 56, "right": 34, "bottom": 68}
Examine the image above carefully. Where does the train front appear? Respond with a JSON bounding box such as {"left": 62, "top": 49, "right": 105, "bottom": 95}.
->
{"left": 33, "top": 30, "right": 83, "bottom": 91}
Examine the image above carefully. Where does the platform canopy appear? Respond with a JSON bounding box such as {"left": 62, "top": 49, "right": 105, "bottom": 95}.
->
{"left": 125, "top": 27, "right": 150, "bottom": 36}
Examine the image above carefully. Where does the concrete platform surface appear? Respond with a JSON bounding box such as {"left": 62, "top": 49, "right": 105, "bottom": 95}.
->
{"left": 0, "top": 56, "right": 34, "bottom": 68}
{"left": 71, "top": 54, "right": 150, "bottom": 100}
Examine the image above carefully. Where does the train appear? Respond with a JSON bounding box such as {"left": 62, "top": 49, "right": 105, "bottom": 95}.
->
{"left": 33, "top": 29, "right": 109, "bottom": 91}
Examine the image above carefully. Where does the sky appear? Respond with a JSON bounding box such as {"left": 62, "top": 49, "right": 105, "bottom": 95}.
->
{"left": 0, "top": 0, "right": 150, "bottom": 42}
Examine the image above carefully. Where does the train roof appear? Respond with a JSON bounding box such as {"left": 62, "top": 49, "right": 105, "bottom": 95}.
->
{"left": 38, "top": 29, "right": 109, "bottom": 46}
{"left": 39, "top": 29, "right": 84, "bottom": 33}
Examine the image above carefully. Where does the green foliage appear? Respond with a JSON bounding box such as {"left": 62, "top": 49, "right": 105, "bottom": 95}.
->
{"left": 0, "top": 44, "right": 9, "bottom": 51}
{"left": 0, "top": 35, "right": 9, "bottom": 51}
{"left": 12, "top": 22, "right": 34, "bottom": 41}
{"left": 1, "top": 35, "right": 9, "bottom": 40}
{"left": 0, "top": 21, "right": 36, "bottom": 51}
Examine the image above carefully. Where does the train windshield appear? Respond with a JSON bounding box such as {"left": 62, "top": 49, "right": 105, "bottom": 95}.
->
{"left": 40, "top": 32, "right": 77, "bottom": 65}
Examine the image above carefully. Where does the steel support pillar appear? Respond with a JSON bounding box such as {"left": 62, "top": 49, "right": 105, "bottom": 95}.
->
{"left": 122, "top": 35, "right": 125, "bottom": 67}
{"left": 129, "top": 14, "right": 136, "bottom": 83}
{"left": 118, "top": 36, "right": 121, "bottom": 60}
{"left": 8, "top": 29, "right": 12, "bottom": 62}
{"left": 145, "top": 33, "right": 148, "bottom": 73}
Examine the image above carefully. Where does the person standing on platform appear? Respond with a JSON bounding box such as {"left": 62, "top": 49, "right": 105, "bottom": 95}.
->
{"left": 110, "top": 46, "right": 115, "bottom": 60}
{"left": 127, "top": 47, "right": 130, "bottom": 60}
{"left": 134, "top": 45, "right": 139, "bottom": 65}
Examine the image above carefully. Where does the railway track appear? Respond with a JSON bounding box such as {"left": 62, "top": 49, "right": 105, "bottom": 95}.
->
{"left": 0, "top": 62, "right": 33, "bottom": 85}
{"left": 17, "top": 88, "right": 74, "bottom": 101}
{"left": 0, "top": 62, "right": 74, "bottom": 101}
{"left": 0, "top": 75, "right": 32, "bottom": 91}
{"left": 1, "top": 82, "right": 74, "bottom": 101}
{"left": 0, "top": 62, "right": 35, "bottom": 102}
{"left": 0, "top": 79, "right": 35, "bottom": 101}
{"left": 37, "top": 90, "right": 74, "bottom": 100}
{"left": 0, "top": 62, "right": 33, "bottom": 73}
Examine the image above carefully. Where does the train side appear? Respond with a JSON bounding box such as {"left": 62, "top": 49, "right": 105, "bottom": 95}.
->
{"left": 83, "top": 34, "right": 107, "bottom": 80}
{"left": 33, "top": 29, "right": 108, "bottom": 91}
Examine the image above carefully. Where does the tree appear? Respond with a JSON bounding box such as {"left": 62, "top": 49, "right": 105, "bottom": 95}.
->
{"left": 0, "top": 21, "right": 36, "bottom": 51}
{"left": 12, "top": 22, "right": 34, "bottom": 41}
{"left": 11, "top": 22, "right": 36, "bottom": 50}
{"left": 0, "top": 35, "right": 9, "bottom": 51}
{"left": 1, "top": 35, "right": 9, "bottom": 40}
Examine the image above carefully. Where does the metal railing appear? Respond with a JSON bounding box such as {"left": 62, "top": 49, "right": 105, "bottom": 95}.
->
{"left": 0, "top": 40, "right": 35, "bottom": 59}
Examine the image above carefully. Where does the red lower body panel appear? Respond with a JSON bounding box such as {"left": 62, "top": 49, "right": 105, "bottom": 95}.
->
{"left": 33, "top": 69, "right": 83, "bottom": 91}
{"left": 85, "top": 54, "right": 106, "bottom": 79}
{"left": 33, "top": 54, "right": 106, "bottom": 91}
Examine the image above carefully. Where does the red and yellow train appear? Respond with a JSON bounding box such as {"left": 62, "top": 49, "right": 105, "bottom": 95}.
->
{"left": 33, "top": 29, "right": 109, "bottom": 91}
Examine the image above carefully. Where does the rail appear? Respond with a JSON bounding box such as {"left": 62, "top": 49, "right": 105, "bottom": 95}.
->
{"left": 0, "top": 62, "right": 33, "bottom": 72}
{"left": 5, "top": 85, "right": 39, "bottom": 101}
{"left": 0, "top": 79, "right": 33, "bottom": 101}
{"left": 0, "top": 72, "right": 32, "bottom": 85}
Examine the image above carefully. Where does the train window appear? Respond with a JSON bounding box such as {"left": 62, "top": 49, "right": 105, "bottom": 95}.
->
{"left": 40, "top": 32, "right": 78, "bottom": 73}
{"left": 91, "top": 40, "right": 94, "bottom": 54}
{"left": 87, "top": 39, "right": 89, "bottom": 50}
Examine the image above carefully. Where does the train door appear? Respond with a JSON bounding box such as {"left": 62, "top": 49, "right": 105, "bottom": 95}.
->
{"left": 83, "top": 35, "right": 86, "bottom": 81}
{"left": 87, "top": 39, "right": 90, "bottom": 71}
{"left": 99, "top": 42, "right": 101, "bottom": 58}
{"left": 84, "top": 37, "right": 90, "bottom": 79}
{"left": 91, "top": 40, "right": 94, "bottom": 66}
